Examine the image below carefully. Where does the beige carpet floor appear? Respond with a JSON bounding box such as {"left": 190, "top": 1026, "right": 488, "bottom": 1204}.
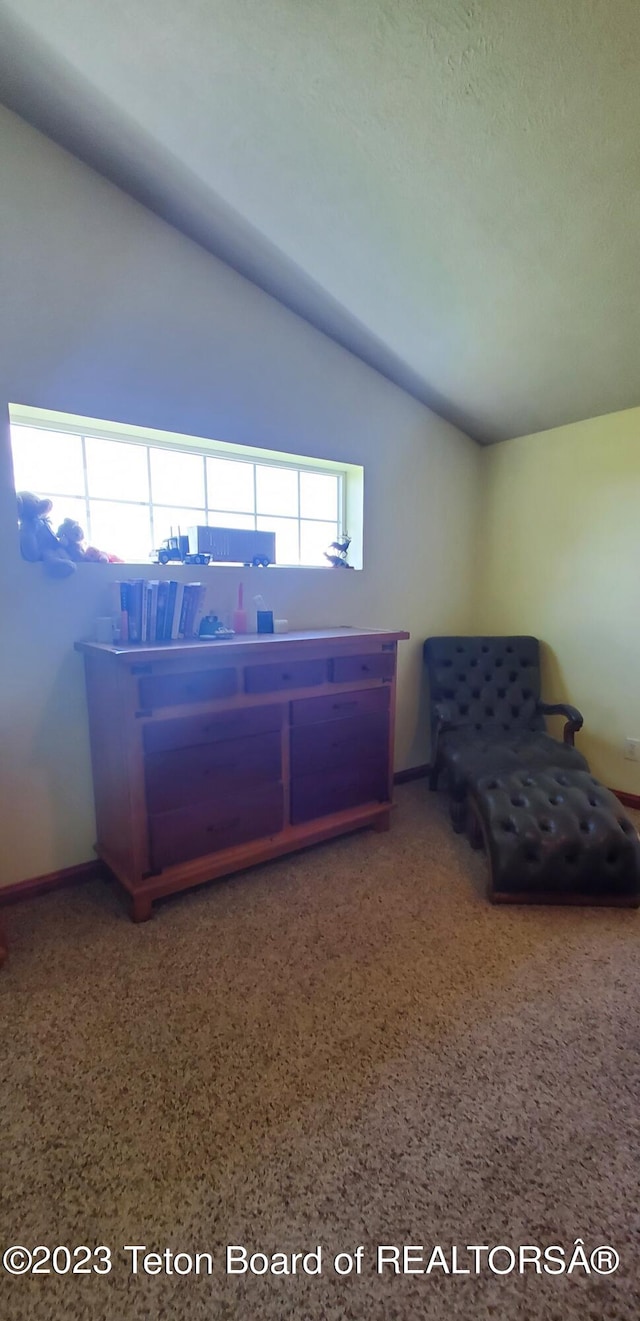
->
{"left": 1, "top": 782, "right": 639, "bottom": 1321}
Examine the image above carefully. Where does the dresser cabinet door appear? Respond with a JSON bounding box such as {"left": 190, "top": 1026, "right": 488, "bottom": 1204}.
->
{"left": 139, "top": 667, "right": 236, "bottom": 709}
{"left": 150, "top": 784, "right": 284, "bottom": 869}
{"left": 244, "top": 659, "right": 327, "bottom": 693}
{"left": 291, "top": 687, "right": 389, "bottom": 726}
{"left": 291, "top": 766, "right": 388, "bottom": 824}
{"left": 290, "top": 713, "right": 388, "bottom": 777}
{"left": 143, "top": 704, "right": 284, "bottom": 754}
{"left": 289, "top": 689, "right": 390, "bottom": 825}
{"left": 145, "top": 731, "right": 282, "bottom": 813}
{"left": 330, "top": 652, "right": 395, "bottom": 684}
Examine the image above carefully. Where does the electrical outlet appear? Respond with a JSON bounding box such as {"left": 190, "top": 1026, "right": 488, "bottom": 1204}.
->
{"left": 624, "top": 738, "right": 640, "bottom": 761}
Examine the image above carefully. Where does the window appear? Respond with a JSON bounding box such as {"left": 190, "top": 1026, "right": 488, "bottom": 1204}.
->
{"left": 10, "top": 412, "right": 355, "bottom": 567}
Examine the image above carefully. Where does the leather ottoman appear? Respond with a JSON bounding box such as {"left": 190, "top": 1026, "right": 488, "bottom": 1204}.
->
{"left": 468, "top": 768, "right": 640, "bottom": 906}
{"left": 442, "top": 727, "right": 589, "bottom": 832}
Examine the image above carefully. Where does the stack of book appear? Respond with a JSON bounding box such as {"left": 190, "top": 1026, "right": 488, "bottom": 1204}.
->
{"left": 116, "top": 581, "right": 207, "bottom": 644}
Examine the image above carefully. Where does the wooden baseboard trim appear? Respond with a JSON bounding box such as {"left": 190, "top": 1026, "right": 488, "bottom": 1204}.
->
{"left": 611, "top": 789, "right": 640, "bottom": 810}
{"left": 394, "top": 764, "right": 430, "bottom": 784}
{"left": 0, "top": 860, "right": 102, "bottom": 907}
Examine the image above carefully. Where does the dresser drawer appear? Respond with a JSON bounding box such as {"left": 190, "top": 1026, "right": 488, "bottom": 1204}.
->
{"left": 244, "top": 658, "right": 327, "bottom": 694}
{"left": 291, "top": 764, "right": 389, "bottom": 825}
{"left": 143, "top": 703, "right": 284, "bottom": 754}
{"left": 145, "top": 731, "right": 282, "bottom": 813}
{"left": 150, "top": 783, "right": 284, "bottom": 869}
{"left": 138, "top": 667, "right": 237, "bottom": 709}
{"left": 330, "top": 652, "right": 395, "bottom": 684}
{"left": 291, "top": 713, "right": 389, "bottom": 777}
{"left": 291, "top": 686, "right": 390, "bottom": 726}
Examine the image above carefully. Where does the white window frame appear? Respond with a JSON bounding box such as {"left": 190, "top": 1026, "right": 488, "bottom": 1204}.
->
{"left": 9, "top": 406, "right": 363, "bottom": 569}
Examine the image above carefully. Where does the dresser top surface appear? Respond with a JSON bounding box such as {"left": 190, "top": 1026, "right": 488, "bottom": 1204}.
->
{"left": 75, "top": 626, "right": 410, "bottom": 664}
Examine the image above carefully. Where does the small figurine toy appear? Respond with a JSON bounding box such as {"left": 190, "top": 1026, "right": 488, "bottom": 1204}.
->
{"left": 324, "top": 533, "right": 353, "bottom": 568}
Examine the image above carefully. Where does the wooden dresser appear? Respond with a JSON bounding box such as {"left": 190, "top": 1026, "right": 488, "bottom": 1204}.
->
{"left": 75, "top": 627, "right": 409, "bottom": 920}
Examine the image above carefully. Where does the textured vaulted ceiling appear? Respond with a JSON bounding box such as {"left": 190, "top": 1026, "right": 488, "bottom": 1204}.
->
{"left": 1, "top": 0, "right": 640, "bottom": 443}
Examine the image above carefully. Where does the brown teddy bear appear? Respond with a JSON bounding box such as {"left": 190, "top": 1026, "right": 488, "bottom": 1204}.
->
{"left": 57, "top": 518, "right": 123, "bottom": 563}
{"left": 17, "top": 492, "right": 75, "bottom": 577}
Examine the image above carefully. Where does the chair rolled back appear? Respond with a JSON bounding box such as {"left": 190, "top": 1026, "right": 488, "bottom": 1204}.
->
{"left": 423, "top": 636, "right": 543, "bottom": 740}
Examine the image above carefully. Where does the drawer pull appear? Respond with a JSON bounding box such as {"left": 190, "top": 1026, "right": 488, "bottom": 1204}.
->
{"left": 282, "top": 673, "right": 291, "bottom": 681}
{"left": 333, "top": 700, "right": 357, "bottom": 710}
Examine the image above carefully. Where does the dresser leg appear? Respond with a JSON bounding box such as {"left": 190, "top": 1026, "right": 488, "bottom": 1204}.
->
{"left": 373, "top": 811, "right": 391, "bottom": 833}
{"left": 131, "top": 893, "right": 153, "bottom": 923}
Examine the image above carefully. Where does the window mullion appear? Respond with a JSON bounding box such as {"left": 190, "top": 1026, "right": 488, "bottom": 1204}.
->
{"left": 146, "top": 446, "right": 154, "bottom": 551}
{"left": 297, "top": 469, "right": 301, "bottom": 565}
{"left": 81, "top": 435, "right": 91, "bottom": 541}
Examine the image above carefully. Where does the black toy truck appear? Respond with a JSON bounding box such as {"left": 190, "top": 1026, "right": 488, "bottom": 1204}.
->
{"left": 153, "top": 534, "right": 210, "bottom": 566}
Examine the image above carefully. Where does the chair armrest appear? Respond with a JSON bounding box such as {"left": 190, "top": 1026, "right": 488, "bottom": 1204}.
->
{"left": 428, "top": 700, "right": 456, "bottom": 788}
{"left": 538, "top": 701, "right": 584, "bottom": 746}
{"left": 433, "top": 699, "right": 455, "bottom": 732}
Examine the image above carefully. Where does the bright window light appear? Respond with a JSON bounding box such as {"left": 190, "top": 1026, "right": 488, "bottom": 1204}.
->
{"left": 9, "top": 408, "right": 361, "bottom": 568}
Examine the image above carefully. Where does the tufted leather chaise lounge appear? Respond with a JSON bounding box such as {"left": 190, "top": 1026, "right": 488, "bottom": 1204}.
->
{"left": 423, "top": 636, "right": 640, "bottom": 905}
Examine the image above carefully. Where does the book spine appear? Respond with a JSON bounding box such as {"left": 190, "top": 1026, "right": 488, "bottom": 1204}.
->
{"left": 147, "top": 583, "right": 155, "bottom": 642}
{"left": 183, "top": 583, "right": 200, "bottom": 639}
{"left": 164, "top": 581, "right": 178, "bottom": 640}
{"left": 191, "top": 584, "right": 207, "bottom": 639}
{"left": 156, "top": 581, "right": 169, "bottom": 641}
{"left": 119, "top": 582, "right": 129, "bottom": 643}
{"left": 143, "top": 583, "right": 152, "bottom": 643}
{"left": 128, "top": 580, "right": 143, "bottom": 644}
{"left": 178, "top": 584, "right": 191, "bottom": 638}
{"left": 172, "top": 584, "right": 185, "bottom": 640}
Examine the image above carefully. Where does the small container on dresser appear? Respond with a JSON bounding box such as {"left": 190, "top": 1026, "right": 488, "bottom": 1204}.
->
{"left": 75, "top": 627, "right": 409, "bottom": 922}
